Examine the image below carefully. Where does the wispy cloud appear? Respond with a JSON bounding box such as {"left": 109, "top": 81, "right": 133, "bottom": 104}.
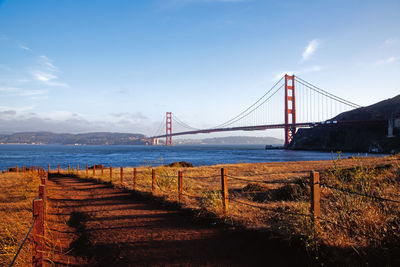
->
{"left": 31, "top": 55, "right": 69, "bottom": 87}
{"left": 39, "top": 55, "right": 57, "bottom": 71}
{"left": 18, "top": 44, "right": 31, "bottom": 51}
{"left": 32, "top": 71, "right": 57, "bottom": 82}
{"left": 0, "top": 86, "right": 47, "bottom": 98}
{"left": 274, "top": 65, "right": 323, "bottom": 80}
{"left": 302, "top": 39, "right": 320, "bottom": 62}
{"left": 374, "top": 56, "right": 398, "bottom": 66}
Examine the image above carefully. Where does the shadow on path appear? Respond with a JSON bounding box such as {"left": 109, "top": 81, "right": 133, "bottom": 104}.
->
{"left": 47, "top": 175, "right": 310, "bottom": 266}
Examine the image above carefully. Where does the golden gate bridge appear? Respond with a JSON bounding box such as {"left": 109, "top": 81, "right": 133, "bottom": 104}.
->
{"left": 151, "top": 74, "right": 385, "bottom": 147}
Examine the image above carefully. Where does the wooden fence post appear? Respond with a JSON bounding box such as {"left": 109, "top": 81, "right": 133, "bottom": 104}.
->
{"left": 58, "top": 164, "right": 60, "bottom": 174}
{"left": 120, "top": 167, "right": 124, "bottom": 185}
{"left": 110, "top": 167, "right": 113, "bottom": 182}
{"left": 16, "top": 165, "right": 19, "bottom": 173}
{"left": 77, "top": 164, "right": 79, "bottom": 175}
{"left": 32, "top": 199, "right": 44, "bottom": 267}
{"left": 101, "top": 165, "right": 104, "bottom": 178}
{"left": 310, "top": 171, "right": 320, "bottom": 228}
{"left": 133, "top": 168, "right": 137, "bottom": 190}
{"left": 152, "top": 169, "right": 156, "bottom": 194}
{"left": 68, "top": 164, "right": 71, "bottom": 174}
{"left": 38, "top": 185, "right": 46, "bottom": 220}
{"left": 178, "top": 171, "right": 183, "bottom": 202}
{"left": 7, "top": 167, "right": 10, "bottom": 173}
{"left": 221, "top": 168, "right": 229, "bottom": 214}
{"left": 93, "top": 165, "right": 96, "bottom": 177}
{"left": 23, "top": 166, "right": 26, "bottom": 173}
{"left": 86, "top": 164, "right": 88, "bottom": 177}
{"left": 47, "top": 164, "right": 50, "bottom": 174}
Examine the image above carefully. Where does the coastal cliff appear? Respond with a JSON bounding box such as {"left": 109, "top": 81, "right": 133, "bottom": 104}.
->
{"left": 289, "top": 95, "right": 400, "bottom": 153}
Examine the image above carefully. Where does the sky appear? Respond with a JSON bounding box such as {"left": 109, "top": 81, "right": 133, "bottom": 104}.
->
{"left": 0, "top": 0, "right": 399, "bottom": 139}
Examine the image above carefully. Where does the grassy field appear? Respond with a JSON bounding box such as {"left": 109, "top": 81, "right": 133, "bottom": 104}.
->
{"left": 71, "top": 154, "right": 400, "bottom": 265}
{"left": 0, "top": 171, "right": 40, "bottom": 266}
{"left": 3, "top": 154, "right": 399, "bottom": 265}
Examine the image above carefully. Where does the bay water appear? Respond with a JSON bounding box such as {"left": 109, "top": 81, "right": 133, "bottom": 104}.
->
{"left": 0, "top": 144, "right": 384, "bottom": 171}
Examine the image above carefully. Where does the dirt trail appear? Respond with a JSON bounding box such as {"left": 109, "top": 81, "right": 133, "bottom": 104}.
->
{"left": 46, "top": 175, "right": 308, "bottom": 266}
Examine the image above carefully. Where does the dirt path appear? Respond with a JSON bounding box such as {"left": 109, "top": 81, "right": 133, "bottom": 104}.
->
{"left": 46, "top": 175, "right": 308, "bottom": 266}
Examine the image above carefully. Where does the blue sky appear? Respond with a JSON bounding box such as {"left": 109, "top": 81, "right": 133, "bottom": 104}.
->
{"left": 0, "top": 0, "right": 399, "bottom": 138}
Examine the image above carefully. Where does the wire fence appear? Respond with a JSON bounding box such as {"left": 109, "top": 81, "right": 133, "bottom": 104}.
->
{"left": 227, "top": 174, "right": 300, "bottom": 184}
{"left": 321, "top": 183, "right": 400, "bottom": 204}
{"left": 50, "top": 164, "right": 400, "bottom": 248}
{"left": 8, "top": 168, "right": 47, "bottom": 267}
{"left": 8, "top": 216, "right": 37, "bottom": 267}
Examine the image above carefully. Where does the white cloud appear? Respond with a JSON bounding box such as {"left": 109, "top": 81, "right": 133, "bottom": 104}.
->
{"left": 0, "top": 86, "right": 47, "bottom": 98}
{"left": 32, "top": 71, "right": 57, "bottom": 82}
{"left": 18, "top": 89, "right": 46, "bottom": 97}
{"left": 31, "top": 55, "right": 69, "bottom": 87}
{"left": 302, "top": 39, "right": 320, "bottom": 61}
{"left": 18, "top": 44, "right": 31, "bottom": 51}
{"left": 374, "top": 56, "right": 398, "bottom": 65}
{"left": 274, "top": 65, "right": 323, "bottom": 80}
{"left": 39, "top": 55, "right": 57, "bottom": 71}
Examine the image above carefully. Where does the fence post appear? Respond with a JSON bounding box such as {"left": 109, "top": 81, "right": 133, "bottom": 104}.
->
{"left": 16, "top": 165, "right": 19, "bottom": 173}
{"left": 58, "top": 164, "right": 60, "bottom": 174}
{"left": 47, "top": 164, "right": 50, "bottom": 174}
{"left": 110, "top": 167, "right": 113, "bottom": 182}
{"left": 32, "top": 199, "right": 44, "bottom": 267}
{"left": 120, "top": 167, "right": 124, "bottom": 185}
{"left": 38, "top": 185, "right": 46, "bottom": 220}
{"left": 7, "top": 167, "right": 10, "bottom": 173}
{"left": 221, "top": 168, "right": 229, "bottom": 214}
{"left": 77, "top": 164, "right": 79, "bottom": 175}
{"left": 68, "top": 164, "right": 71, "bottom": 174}
{"left": 152, "top": 169, "right": 156, "bottom": 195}
{"left": 133, "top": 168, "right": 137, "bottom": 190}
{"left": 23, "top": 166, "right": 26, "bottom": 173}
{"left": 178, "top": 171, "right": 183, "bottom": 202}
{"left": 101, "top": 165, "right": 104, "bottom": 178}
{"left": 86, "top": 164, "right": 88, "bottom": 177}
{"left": 310, "top": 171, "right": 320, "bottom": 228}
{"left": 93, "top": 164, "right": 96, "bottom": 177}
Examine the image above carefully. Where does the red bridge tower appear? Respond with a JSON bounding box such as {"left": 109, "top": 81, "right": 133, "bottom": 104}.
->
{"left": 166, "top": 112, "right": 172, "bottom": 146}
{"left": 284, "top": 75, "right": 296, "bottom": 148}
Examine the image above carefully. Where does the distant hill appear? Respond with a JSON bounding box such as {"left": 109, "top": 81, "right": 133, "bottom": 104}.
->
{"left": 174, "top": 136, "right": 283, "bottom": 145}
{"left": 0, "top": 132, "right": 150, "bottom": 145}
{"left": 289, "top": 95, "right": 400, "bottom": 153}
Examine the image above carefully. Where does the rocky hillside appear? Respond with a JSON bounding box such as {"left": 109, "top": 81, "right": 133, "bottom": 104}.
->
{"left": 289, "top": 95, "right": 400, "bottom": 153}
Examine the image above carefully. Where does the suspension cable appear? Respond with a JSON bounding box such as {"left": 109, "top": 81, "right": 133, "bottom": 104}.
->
{"left": 213, "top": 76, "right": 285, "bottom": 128}
{"left": 295, "top": 76, "right": 361, "bottom": 108}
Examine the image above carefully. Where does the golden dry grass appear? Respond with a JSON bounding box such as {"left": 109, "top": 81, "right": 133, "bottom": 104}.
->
{"left": 0, "top": 171, "right": 40, "bottom": 266}
{"left": 68, "top": 154, "right": 400, "bottom": 264}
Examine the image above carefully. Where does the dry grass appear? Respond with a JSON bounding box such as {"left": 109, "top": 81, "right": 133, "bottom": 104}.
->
{"left": 0, "top": 171, "right": 40, "bottom": 266}
{"left": 71, "top": 154, "right": 400, "bottom": 264}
